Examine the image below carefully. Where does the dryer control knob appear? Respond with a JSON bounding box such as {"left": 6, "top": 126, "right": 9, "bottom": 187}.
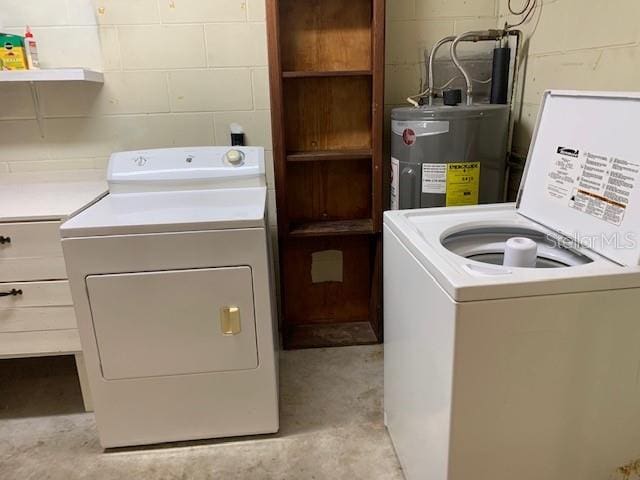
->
{"left": 225, "top": 149, "right": 244, "bottom": 165}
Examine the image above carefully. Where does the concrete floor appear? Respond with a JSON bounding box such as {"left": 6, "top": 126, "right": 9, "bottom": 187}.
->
{"left": 0, "top": 345, "right": 403, "bottom": 480}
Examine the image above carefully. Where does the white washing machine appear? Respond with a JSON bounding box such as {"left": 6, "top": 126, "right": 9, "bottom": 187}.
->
{"left": 61, "top": 146, "right": 278, "bottom": 448}
{"left": 383, "top": 91, "right": 640, "bottom": 480}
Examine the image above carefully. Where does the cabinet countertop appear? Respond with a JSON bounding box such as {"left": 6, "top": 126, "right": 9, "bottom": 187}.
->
{"left": 0, "top": 171, "right": 107, "bottom": 222}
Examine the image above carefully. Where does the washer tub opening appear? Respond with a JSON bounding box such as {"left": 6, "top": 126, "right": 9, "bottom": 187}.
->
{"left": 441, "top": 226, "right": 594, "bottom": 268}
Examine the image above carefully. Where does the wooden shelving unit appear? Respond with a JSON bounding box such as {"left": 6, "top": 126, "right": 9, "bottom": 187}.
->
{"left": 267, "top": 0, "right": 385, "bottom": 349}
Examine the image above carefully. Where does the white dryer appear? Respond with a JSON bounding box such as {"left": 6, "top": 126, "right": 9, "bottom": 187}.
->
{"left": 61, "top": 146, "right": 278, "bottom": 448}
{"left": 384, "top": 91, "right": 640, "bottom": 480}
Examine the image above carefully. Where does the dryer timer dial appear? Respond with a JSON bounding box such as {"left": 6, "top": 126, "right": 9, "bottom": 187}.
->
{"left": 225, "top": 149, "right": 244, "bottom": 166}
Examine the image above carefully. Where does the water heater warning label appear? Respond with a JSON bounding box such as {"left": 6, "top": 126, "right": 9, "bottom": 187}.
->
{"left": 446, "top": 162, "right": 480, "bottom": 206}
{"left": 390, "top": 157, "right": 400, "bottom": 210}
{"left": 420, "top": 162, "right": 481, "bottom": 205}
{"left": 548, "top": 146, "right": 640, "bottom": 226}
{"left": 421, "top": 163, "right": 447, "bottom": 194}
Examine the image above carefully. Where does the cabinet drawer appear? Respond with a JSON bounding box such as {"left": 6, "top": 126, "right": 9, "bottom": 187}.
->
{"left": 0, "top": 329, "right": 81, "bottom": 358}
{"left": 0, "top": 221, "right": 67, "bottom": 282}
{"left": 0, "top": 281, "right": 76, "bottom": 333}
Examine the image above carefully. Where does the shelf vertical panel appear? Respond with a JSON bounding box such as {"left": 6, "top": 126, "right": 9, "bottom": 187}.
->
{"left": 266, "top": 0, "right": 290, "bottom": 240}
{"left": 371, "top": 0, "right": 385, "bottom": 235}
{"left": 369, "top": 0, "right": 386, "bottom": 341}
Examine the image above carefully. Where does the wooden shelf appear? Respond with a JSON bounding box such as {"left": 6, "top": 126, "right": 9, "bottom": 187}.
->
{"left": 289, "top": 219, "right": 374, "bottom": 237}
{"left": 283, "top": 70, "right": 372, "bottom": 78}
{"left": 0, "top": 68, "right": 104, "bottom": 83}
{"left": 279, "top": 235, "right": 380, "bottom": 350}
{"left": 278, "top": 0, "right": 373, "bottom": 72}
{"left": 284, "top": 76, "right": 372, "bottom": 152}
{"left": 267, "top": 0, "right": 385, "bottom": 348}
{"left": 286, "top": 149, "right": 372, "bottom": 162}
{"left": 287, "top": 160, "right": 372, "bottom": 225}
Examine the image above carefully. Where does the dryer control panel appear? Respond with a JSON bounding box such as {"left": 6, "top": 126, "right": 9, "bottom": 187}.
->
{"left": 107, "top": 146, "right": 265, "bottom": 193}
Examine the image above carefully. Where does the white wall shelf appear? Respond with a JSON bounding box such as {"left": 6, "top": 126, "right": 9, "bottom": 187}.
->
{"left": 0, "top": 69, "right": 104, "bottom": 138}
{"left": 0, "top": 68, "right": 104, "bottom": 83}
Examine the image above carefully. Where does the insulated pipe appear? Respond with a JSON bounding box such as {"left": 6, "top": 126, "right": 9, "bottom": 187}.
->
{"left": 490, "top": 45, "right": 511, "bottom": 104}
{"left": 450, "top": 30, "right": 505, "bottom": 105}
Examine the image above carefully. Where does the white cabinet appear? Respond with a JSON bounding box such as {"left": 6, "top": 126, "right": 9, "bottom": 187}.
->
{"left": 0, "top": 174, "right": 106, "bottom": 411}
{"left": 0, "top": 221, "right": 67, "bottom": 282}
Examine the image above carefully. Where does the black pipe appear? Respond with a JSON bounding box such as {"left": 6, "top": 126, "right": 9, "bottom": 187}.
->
{"left": 490, "top": 47, "right": 511, "bottom": 104}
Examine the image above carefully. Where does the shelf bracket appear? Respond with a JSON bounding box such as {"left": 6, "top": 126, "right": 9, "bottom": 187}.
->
{"left": 28, "top": 81, "right": 45, "bottom": 138}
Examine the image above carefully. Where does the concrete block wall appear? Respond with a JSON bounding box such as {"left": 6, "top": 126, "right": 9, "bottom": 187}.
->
{"left": 1, "top": 1, "right": 638, "bottom": 209}
{"left": 498, "top": 0, "right": 640, "bottom": 155}
{"left": 0, "top": 0, "right": 275, "bottom": 229}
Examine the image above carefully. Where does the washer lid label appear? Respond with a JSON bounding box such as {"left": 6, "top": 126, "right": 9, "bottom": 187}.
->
{"left": 517, "top": 91, "right": 640, "bottom": 266}
{"left": 548, "top": 145, "right": 640, "bottom": 226}
{"left": 547, "top": 145, "right": 581, "bottom": 200}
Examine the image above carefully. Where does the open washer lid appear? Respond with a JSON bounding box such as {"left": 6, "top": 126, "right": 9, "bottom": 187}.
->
{"left": 517, "top": 90, "right": 640, "bottom": 266}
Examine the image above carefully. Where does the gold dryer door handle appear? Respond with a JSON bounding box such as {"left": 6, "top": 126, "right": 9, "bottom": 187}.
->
{"left": 220, "top": 306, "right": 241, "bottom": 335}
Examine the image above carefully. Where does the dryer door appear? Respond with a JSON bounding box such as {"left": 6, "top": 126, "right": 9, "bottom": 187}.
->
{"left": 86, "top": 266, "right": 258, "bottom": 380}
